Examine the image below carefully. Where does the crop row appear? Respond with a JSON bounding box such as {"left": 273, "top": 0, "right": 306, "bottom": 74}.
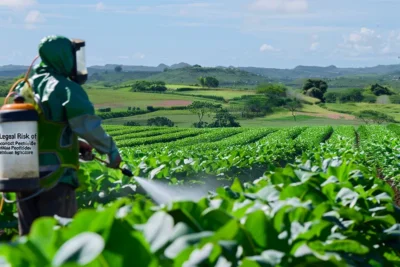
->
{"left": 116, "top": 129, "right": 207, "bottom": 148}
{"left": 143, "top": 128, "right": 245, "bottom": 150}
{"left": 186, "top": 128, "right": 277, "bottom": 151}
{"left": 358, "top": 125, "right": 400, "bottom": 184}
{"left": 294, "top": 125, "right": 333, "bottom": 150}
{"left": 113, "top": 127, "right": 183, "bottom": 141}
{"left": 2, "top": 154, "right": 398, "bottom": 266}
{"left": 114, "top": 127, "right": 307, "bottom": 181}
{"left": 106, "top": 126, "right": 165, "bottom": 137}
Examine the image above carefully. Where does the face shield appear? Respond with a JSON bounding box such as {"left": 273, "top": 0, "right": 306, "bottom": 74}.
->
{"left": 70, "top": 39, "right": 88, "bottom": 85}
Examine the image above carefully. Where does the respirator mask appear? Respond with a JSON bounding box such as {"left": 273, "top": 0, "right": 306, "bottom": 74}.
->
{"left": 70, "top": 39, "right": 88, "bottom": 85}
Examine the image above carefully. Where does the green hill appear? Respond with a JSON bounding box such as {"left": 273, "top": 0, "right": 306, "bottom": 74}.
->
{"left": 145, "top": 66, "right": 273, "bottom": 87}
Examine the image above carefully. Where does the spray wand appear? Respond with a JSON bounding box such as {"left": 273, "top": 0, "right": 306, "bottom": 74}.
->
{"left": 94, "top": 156, "right": 134, "bottom": 177}
{"left": 80, "top": 152, "right": 133, "bottom": 177}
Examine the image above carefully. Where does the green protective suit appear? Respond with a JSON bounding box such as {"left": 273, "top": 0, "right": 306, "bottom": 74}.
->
{"left": 14, "top": 35, "right": 119, "bottom": 190}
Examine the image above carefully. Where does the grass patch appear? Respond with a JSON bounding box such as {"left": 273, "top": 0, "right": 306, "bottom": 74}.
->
{"left": 177, "top": 89, "right": 255, "bottom": 100}
{"left": 325, "top": 103, "right": 400, "bottom": 121}
{"left": 84, "top": 88, "right": 218, "bottom": 110}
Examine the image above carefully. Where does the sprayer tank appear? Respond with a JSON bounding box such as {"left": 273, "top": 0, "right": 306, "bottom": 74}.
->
{"left": 0, "top": 103, "right": 40, "bottom": 192}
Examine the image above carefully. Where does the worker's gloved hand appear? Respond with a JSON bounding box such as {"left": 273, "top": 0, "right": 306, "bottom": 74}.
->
{"left": 79, "top": 140, "right": 94, "bottom": 161}
{"left": 106, "top": 149, "right": 122, "bottom": 169}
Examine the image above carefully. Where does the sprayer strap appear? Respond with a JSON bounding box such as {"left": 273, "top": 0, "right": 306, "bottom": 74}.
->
{"left": 2, "top": 188, "right": 46, "bottom": 204}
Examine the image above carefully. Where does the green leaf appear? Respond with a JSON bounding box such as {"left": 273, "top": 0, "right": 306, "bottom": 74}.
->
{"left": 241, "top": 250, "right": 285, "bottom": 267}
{"left": 102, "top": 220, "right": 153, "bottom": 267}
{"left": 335, "top": 188, "right": 359, "bottom": 208}
{"left": 202, "top": 208, "right": 233, "bottom": 231}
{"left": 164, "top": 232, "right": 214, "bottom": 259}
{"left": 182, "top": 243, "right": 218, "bottom": 267}
{"left": 143, "top": 211, "right": 175, "bottom": 252}
{"left": 311, "top": 240, "right": 369, "bottom": 255}
{"left": 255, "top": 185, "right": 280, "bottom": 202}
{"left": 52, "top": 232, "right": 105, "bottom": 266}
{"left": 384, "top": 224, "right": 400, "bottom": 237}
{"left": 244, "top": 210, "right": 278, "bottom": 249}
{"left": 28, "top": 218, "right": 58, "bottom": 261}
{"left": 231, "top": 177, "right": 244, "bottom": 193}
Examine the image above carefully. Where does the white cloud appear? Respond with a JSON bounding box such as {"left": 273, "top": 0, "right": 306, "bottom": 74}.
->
{"left": 0, "top": 0, "right": 36, "bottom": 9}
{"left": 25, "top": 10, "right": 45, "bottom": 23}
{"left": 260, "top": 44, "right": 280, "bottom": 52}
{"left": 95, "top": 2, "right": 105, "bottom": 11}
{"left": 24, "top": 9, "right": 45, "bottom": 29}
{"left": 336, "top": 27, "right": 400, "bottom": 57}
{"left": 136, "top": 6, "right": 151, "bottom": 12}
{"left": 134, "top": 53, "right": 145, "bottom": 59}
{"left": 249, "top": 0, "right": 308, "bottom": 13}
{"left": 310, "top": 42, "right": 320, "bottom": 51}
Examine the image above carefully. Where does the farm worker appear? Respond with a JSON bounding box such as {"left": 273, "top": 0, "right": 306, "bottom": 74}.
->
{"left": 13, "top": 35, "right": 122, "bottom": 236}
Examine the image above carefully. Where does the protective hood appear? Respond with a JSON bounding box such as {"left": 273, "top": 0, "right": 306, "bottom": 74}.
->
{"left": 37, "top": 35, "right": 74, "bottom": 77}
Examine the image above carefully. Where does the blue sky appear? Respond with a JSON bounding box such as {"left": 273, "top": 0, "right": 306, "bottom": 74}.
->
{"left": 0, "top": 0, "right": 400, "bottom": 68}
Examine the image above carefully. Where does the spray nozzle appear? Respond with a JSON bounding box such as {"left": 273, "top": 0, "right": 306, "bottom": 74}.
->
{"left": 91, "top": 155, "right": 133, "bottom": 177}
{"left": 121, "top": 165, "right": 133, "bottom": 177}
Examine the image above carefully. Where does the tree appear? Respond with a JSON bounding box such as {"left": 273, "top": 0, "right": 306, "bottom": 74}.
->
{"left": 204, "top": 77, "right": 219, "bottom": 88}
{"left": 208, "top": 108, "right": 240, "bottom": 128}
{"left": 243, "top": 96, "right": 272, "bottom": 118}
{"left": 256, "top": 83, "right": 287, "bottom": 106}
{"left": 198, "top": 77, "right": 205, "bottom": 87}
{"left": 324, "top": 92, "right": 339, "bottom": 103}
{"left": 370, "top": 83, "right": 393, "bottom": 96}
{"left": 339, "top": 89, "right": 364, "bottom": 103}
{"left": 131, "top": 80, "right": 167, "bottom": 92}
{"left": 115, "top": 65, "right": 122, "bottom": 72}
{"left": 284, "top": 98, "right": 303, "bottom": 121}
{"left": 302, "top": 79, "right": 328, "bottom": 102}
{"left": 354, "top": 110, "right": 395, "bottom": 124}
{"left": 198, "top": 76, "right": 219, "bottom": 88}
{"left": 147, "top": 117, "right": 174, "bottom": 127}
{"left": 188, "top": 101, "right": 221, "bottom": 127}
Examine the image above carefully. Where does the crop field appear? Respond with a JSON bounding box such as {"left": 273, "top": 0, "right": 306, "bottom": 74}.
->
{"left": 177, "top": 89, "right": 256, "bottom": 100}
{"left": 1, "top": 124, "right": 400, "bottom": 266}
{"left": 84, "top": 88, "right": 215, "bottom": 110}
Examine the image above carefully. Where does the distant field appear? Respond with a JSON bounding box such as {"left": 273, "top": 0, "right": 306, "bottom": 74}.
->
{"left": 166, "top": 84, "right": 202, "bottom": 89}
{"left": 103, "top": 104, "right": 362, "bottom": 128}
{"left": 326, "top": 103, "right": 400, "bottom": 121}
{"left": 84, "top": 88, "right": 217, "bottom": 109}
{"left": 103, "top": 110, "right": 199, "bottom": 127}
{"left": 177, "top": 89, "right": 256, "bottom": 100}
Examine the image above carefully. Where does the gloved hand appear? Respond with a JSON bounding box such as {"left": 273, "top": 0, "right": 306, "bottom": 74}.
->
{"left": 106, "top": 149, "right": 122, "bottom": 169}
{"left": 79, "top": 139, "right": 94, "bottom": 161}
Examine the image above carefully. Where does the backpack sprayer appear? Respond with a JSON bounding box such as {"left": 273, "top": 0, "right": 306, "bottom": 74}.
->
{"left": 0, "top": 56, "right": 41, "bottom": 194}
{"left": 0, "top": 56, "right": 133, "bottom": 213}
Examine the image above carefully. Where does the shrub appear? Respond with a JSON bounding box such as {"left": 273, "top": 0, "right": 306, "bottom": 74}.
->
{"left": 123, "top": 121, "right": 140, "bottom": 126}
{"left": 354, "top": 110, "right": 396, "bottom": 124}
{"left": 370, "top": 83, "right": 393, "bottom": 96}
{"left": 390, "top": 95, "right": 400, "bottom": 104}
{"left": 131, "top": 80, "right": 167, "bottom": 92}
{"left": 97, "top": 110, "right": 148, "bottom": 119}
{"left": 98, "top": 107, "right": 111, "bottom": 112}
{"left": 362, "top": 94, "right": 377, "bottom": 103}
{"left": 176, "top": 88, "right": 196, "bottom": 92}
{"left": 147, "top": 117, "right": 174, "bottom": 127}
